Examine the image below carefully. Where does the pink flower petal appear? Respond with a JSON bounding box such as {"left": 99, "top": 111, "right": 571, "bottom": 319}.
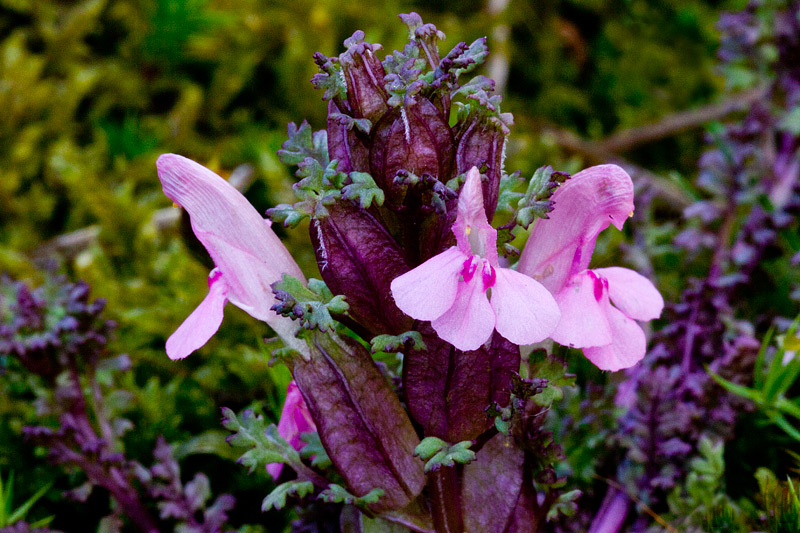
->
{"left": 518, "top": 165, "right": 634, "bottom": 294}
{"left": 277, "top": 381, "right": 317, "bottom": 449}
{"left": 491, "top": 268, "right": 561, "bottom": 345}
{"left": 166, "top": 270, "right": 228, "bottom": 360}
{"left": 265, "top": 461, "right": 283, "bottom": 481}
{"left": 593, "top": 267, "right": 664, "bottom": 321}
{"left": 550, "top": 271, "right": 613, "bottom": 348}
{"left": 157, "top": 154, "right": 307, "bottom": 355}
{"left": 582, "top": 304, "right": 647, "bottom": 371}
{"left": 452, "top": 167, "right": 499, "bottom": 265}
{"left": 391, "top": 246, "right": 466, "bottom": 321}
{"left": 268, "top": 381, "right": 317, "bottom": 480}
{"left": 431, "top": 275, "right": 496, "bottom": 351}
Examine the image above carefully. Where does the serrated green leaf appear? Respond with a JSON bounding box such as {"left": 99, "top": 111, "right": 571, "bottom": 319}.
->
{"left": 414, "top": 437, "right": 447, "bottom": 460}
{"left": 448, "top": 38, "right": 489, "bottom": 79}
{"left": 318, "top": 484, "right": 384, "bottom": 508}
{"left": 529, "top": 352, "right": 574, "bottom": 406}
{"left": 278, "top": 121, "right": 328, "bottom": 167}
{"left": 416, "top": 439, "right": 475, "bottom": 472}
{"left": 371, "top": 331, "right": 426, "bottom": 354}
{"left": 221, "top": 408, "right": 301, "bottom": 475}
{"left": 262, "top": 480, "right": 314, "bottom": 511}
{"left": 271, "top": 274, "right": 349, "bottom": 332}
{"left": 267, "top": 203, "right": 310, "bottom": 228}
{"left": 299, "top": 432, "right": 332, "bottom": 470}
{"left": 342, "top": 172, "right": 385, "bottom": 209}
{"left": 546, "top": 489, "right": 581, "bottom": 521}
{"left": 496, "top": 171, "right": 524, "bottom": 213}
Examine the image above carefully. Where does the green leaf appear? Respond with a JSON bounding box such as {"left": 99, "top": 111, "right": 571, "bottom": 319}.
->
{"left": 529, "top": 351, "right": 575, "bottom": 406}
{"left": 515, "top": 166, "right": 570, "bottom": 229}
{"left": 221, "top": 408, "right": 301, "bottom": 474}
{"left": 494, "top": 417, "right": 510, "bottom": 435}
{"left": 370, "top": 331, "right": 426, "bottom": 354}
{"left": 445, "top": 38, "right": 489, "bottom": 79}
{"left": 413, "top": 437, "right": 447, "bottom": 461}
{"left": 271, "top": 274, "right": 349, "bottom": 332}
{"left": 767, "top": 411, "right": 800, "bottom": 442}
{"left": 262, "top": 481, "right": 314, "bottom": 511}
{"left": 328, "top": 113, "right": 372, "bottom": 135}
{"left": 754, "top": 327, "right": 774, "bottom": 388}
{"left": 414, "top": 438, "right": 475, "bottom": 473}
{"left": 267, "top": 203, "right": 310, "bottom": 228}
{"left": 0, "top": 469, "right": 52, "bottom": 527}
{"left": 311, "top": 54, "right": 347, "bottom": 102}
{"left": 708, "top": 371, "right": 763, "bottom": 404}
{"left": 318, "top": 484, "right": 384, "bottom": 509}
{"left": 496, "top": 171, "right": 524, "bottom": 213}
{"left": 299, "top": 432, "right": 332, "bottom": 470}
{"left": 342, "top": 172, "right": 385, "bottom": 209}
{"left": 278, "top": 121, "right": 329, "bottom": 167}
{"left": 546, "top": 489, "right": 582, "bottom": 521}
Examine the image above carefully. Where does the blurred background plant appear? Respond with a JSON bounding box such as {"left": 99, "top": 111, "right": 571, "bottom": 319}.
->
{"left": 0, "top": 0, "right": 798, "bottom": 531}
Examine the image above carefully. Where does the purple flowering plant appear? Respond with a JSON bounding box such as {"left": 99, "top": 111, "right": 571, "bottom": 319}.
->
{"left": 155, "top": 13, "right": 663, "bottom": 531}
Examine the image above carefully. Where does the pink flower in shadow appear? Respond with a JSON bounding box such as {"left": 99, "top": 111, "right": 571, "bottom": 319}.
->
{"left": 267, "top": 381, "right": 317, "bottom": 480}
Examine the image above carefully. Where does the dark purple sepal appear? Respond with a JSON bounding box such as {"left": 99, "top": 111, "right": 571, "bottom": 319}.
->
{"left": 369, "top": 98, "right": 455, "bottom": 204}
{"left": 428, "top": 467, "right": 464, "bottom": 533}
{"left": 309, "top": 201, "right": 412, "bottom": 336}
{"left": 403, "top": 327, "right": 520, "bottom": 442}
{"left": 291, "top": 332, "right": 425, "bottom": 512}
{"left": 340, "top": 31, "right": 389, "bottom": 124}
{"left": 415, "top": 190, "right": 458, "bottom": 262}
{"left": 462, "top": 433, "right": 525, "bottom": 532}
{"left": 326, "top": 101, "right": 371, "bottom": 174}
{"left": 504, "top": 474, "right": 539, "bottom": 533}
{"left": 454, "top": 114, "right": 507, "bottom": 221}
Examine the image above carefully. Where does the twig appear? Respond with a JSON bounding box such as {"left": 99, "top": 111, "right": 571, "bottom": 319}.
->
{"left": 596, "top": 86, "right": 768, "bottom": 153}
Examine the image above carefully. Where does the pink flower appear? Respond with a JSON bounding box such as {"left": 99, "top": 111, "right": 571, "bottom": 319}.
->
{"left": 267, "top": 380, "right": 317, "bottom": 480}
{"left": 157, "top": 154, "right": 308, "bottom": 360}
{"left": 391, "top": 167, "right": 560, "bottom": 351}
{"left": 518, "top": 164, "right": 664, "bottom": 371}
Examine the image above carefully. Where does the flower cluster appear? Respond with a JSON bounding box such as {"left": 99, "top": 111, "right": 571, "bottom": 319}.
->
{"left": 155, "top": 13, "right": 663, "bottom": 530}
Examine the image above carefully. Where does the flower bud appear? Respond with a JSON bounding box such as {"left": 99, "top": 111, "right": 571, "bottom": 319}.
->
{"left": 326, "top": 100, "right": 370, "bottom": 174}
{"left": 454, "top": 110, "right": 510, "bottom": 221}
{"left": 339, "top": 31, "right": 389, "bottom": 124}
{"left": 369, "top": 98, "right": 455, "bottom": 203}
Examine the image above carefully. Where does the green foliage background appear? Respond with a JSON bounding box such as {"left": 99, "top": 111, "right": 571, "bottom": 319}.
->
{"left": 0, "top": 0, "right": 746, "bottom": 530}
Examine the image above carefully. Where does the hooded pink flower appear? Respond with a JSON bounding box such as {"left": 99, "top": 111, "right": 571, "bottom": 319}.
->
{"left": 157, "top": 154, "right": 308, "bottom": 360}
{"left": 391, "top": 167, "right": 560, "bottom": 351}
{"left": 266, "top": 380, "right": 317, "bottom": 480}
{"left": 518, "top": 164, "right": 663, "bottom": 371}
